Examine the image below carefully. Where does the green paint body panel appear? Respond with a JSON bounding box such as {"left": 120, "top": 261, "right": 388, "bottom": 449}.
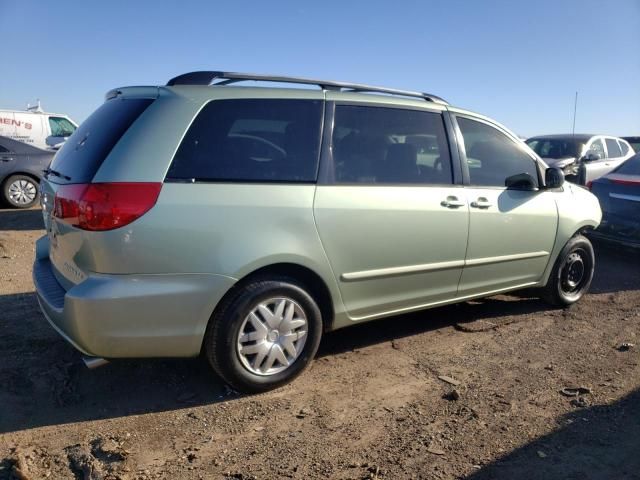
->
{"left": 314, "top": 185, "right": 468, "bottom": 319}
{"left": 33, "top": 82, "right": 602, "bottom": 359}
{"left": 457, "top": 187, "right": 558, "bottom": 296}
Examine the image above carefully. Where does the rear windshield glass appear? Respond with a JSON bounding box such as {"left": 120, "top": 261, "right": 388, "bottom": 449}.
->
{"left": 615, "top": 153, "right": 640, "bottom": 175}
{"left": 49, "top": 98, "right": 153, "bottom": 183}
{"left": 167, "top": 99, "right": 323, "bottom": 182}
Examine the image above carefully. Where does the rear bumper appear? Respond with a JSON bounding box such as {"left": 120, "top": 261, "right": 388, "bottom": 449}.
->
{"left": 589, "top": 230, "right": 640, "bottom": 249}
{"left": 590, "top": 215, "right": 640, "bottom": 248}
{"left": 33, "top": 236, "right": 236, "bottom": 358}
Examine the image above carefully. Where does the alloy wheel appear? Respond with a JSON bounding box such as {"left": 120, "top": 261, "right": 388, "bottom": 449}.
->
{"left": 8, "top": 179, "right": 37, "bottom": 206}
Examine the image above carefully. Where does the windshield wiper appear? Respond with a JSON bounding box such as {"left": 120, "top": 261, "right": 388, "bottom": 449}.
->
{"left": 43, "top": 168, "right": 71, "bottom": 181}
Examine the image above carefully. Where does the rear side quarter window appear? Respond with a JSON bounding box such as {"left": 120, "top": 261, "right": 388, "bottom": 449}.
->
{"left": 619, "top": 140, "right": 630, "bottom": 156}
{"left": 167, "top": 99, "right": 323, "bottom": 183}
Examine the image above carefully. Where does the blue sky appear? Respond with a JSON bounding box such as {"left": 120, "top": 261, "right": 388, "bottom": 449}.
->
{"left": 1, "top": 0, "right": 638, "bottom": 137}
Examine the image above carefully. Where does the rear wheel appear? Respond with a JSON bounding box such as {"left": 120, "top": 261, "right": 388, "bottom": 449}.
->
{"left": 541, "top": 234, "right": 595, "bottom": 306}
{"left": 3, "top": 174, "right": 39, "bottom": 209}
{"left": 203, "top": 277, "right": 323, "bottom": 393}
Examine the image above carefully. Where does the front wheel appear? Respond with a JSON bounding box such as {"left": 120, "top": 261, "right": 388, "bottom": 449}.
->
{"left": 203, "top": 277, "right": 323, "bottom": 393}
{"left": 541, "top": 234, "right": 595, "bottom": 307}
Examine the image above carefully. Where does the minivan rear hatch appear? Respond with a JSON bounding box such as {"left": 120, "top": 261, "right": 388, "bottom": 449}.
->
{"left": 42, "top": 93, "right": 156, "bottom": 289}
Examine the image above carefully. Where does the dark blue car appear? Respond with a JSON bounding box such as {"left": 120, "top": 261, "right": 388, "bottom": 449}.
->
{"left": 589, "top": 152, "right": 640, "bottom": 247}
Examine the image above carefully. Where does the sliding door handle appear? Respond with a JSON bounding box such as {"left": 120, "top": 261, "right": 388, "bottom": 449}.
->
{"left": 441, "top": 196, "right": 466, "bottom": 208}
{"left": 470, "top": 198, "right": 492, "bottom": 209}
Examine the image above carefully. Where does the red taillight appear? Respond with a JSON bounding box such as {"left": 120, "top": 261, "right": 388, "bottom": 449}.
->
{"left": 53, "top": 182, "right": 162, "bottom": 231}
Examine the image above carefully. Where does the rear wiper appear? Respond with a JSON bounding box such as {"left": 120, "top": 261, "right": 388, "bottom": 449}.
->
{"left": 43, "top": 168, "right": 71, "bottom": 181}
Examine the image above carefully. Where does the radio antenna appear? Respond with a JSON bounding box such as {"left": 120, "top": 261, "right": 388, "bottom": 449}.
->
{"left": 571, "top": 91, "right": 578, "bottom": 136}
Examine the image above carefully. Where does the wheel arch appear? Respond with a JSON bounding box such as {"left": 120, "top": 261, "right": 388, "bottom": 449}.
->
{"left": 2, "top": 171, "right": 41, "bottom": 185}
{"left": 541, "top": 220, "right": 599, "bottom": 286}
{"left": 206, "top": 262, "right": 336, "bottom": 341}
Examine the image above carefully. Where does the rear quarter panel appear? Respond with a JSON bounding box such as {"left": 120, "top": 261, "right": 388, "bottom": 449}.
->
{"left": 71, "top": 183, "right": 347, "bottom": 320}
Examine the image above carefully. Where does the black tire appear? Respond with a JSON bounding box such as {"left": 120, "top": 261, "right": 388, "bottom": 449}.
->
{"left": 541, "top": 234, "right": 595, "bottom": 307}
{"left": 2, "top": 174, "right": 40, "bottom": 209}
{"left": 203, "top": 276, "right": 323, "bottom": 393}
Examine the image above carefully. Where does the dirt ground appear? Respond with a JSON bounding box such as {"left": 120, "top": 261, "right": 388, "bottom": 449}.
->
{"left": 0, "top": 207, "right": 639, "bottom": 480}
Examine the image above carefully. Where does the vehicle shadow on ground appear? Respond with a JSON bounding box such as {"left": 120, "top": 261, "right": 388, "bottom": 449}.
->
{"left": 1, "top": 241, "right": 637, "bottom": 434}
{"left": 0, "top": 208, "right": 43, "bottom": 231}
{"left": 318, "top": 296, "right": 552, "bottom": 357}
{"left": 465, "top": 387, "right": 640, "bottom": 480}
{"left": 0, "top": 291, "right": 553, "bottom": 435}
{"left": 0, "top": 293, "right": 233, "bottom": 435}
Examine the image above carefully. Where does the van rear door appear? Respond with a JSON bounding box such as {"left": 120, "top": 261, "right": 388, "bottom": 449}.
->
{"left": 42, "top": 95, "right": 155, "bottom": 289}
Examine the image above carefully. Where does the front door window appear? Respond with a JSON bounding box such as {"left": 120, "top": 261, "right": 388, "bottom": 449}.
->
{"left": 587, "top": 139, "right": 605, "bottom": 160}
{"left": 456, "top": 117, "right": 538, "bottom": 188}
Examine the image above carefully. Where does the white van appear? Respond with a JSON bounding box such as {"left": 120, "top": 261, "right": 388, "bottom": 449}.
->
{"left": 0, "top": 104, "right": 78, "bottom": 151}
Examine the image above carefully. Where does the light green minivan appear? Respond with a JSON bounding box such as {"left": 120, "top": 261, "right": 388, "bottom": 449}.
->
{"left": 34, "top": 71, "right": 602, "bottom": 392}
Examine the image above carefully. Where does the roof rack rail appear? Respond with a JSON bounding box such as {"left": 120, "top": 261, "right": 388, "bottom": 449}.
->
{"left": 166, "top": 71, "right": 448, "bottom": 105}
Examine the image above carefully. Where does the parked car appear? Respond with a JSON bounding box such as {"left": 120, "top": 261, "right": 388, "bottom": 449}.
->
{"left": 0, "top": 104, "right": 78, "bottom": 150}
{"left": 589, "top": 152, "right": 640, "bottom": 247}
{"left": 526, "top": 134, "right": 634, "bottom": 184}
{"left": 622, "top": 136, "right": 640, "bottom": 153}
{"left": 33, "top": 71, "right": 602, "bottom": 393}
{"left": 0, "top": 135, "right": 53, "bottom": 208}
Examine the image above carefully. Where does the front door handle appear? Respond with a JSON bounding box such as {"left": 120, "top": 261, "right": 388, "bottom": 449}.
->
{"left": 0, "top": 156, "right": 13, "bottom": 162}
{"left": 470, "top": 198, "right": 492, "bottom": 209}
{"left": 441, "top": 196, "right": 466, "bottom": 208}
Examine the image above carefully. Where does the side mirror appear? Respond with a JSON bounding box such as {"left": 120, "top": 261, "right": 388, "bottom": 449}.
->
{"left": 583, "top": 152, "right": 601, "bottom": 162}
{"left": 505, "top": 172, "right": 537, "bottom": 190}
{"left": 545, "top": 167, "right": 565, "bottom": 189}
{"left": 46, "top": 135, "right": 68, "bottom": 145}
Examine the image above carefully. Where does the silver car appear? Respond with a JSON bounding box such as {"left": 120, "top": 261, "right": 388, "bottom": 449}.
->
{"left": 33, "top": 71, "right": 602, "bottom": 392}
{"left": 526, "top": 134, "right": 635, "bottom": 184}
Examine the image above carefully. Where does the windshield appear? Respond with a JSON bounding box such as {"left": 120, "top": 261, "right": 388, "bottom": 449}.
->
{"left": 49, "top": 117, "right": 77, "bottom": 137}
{"left": 526, "top": 137, "right": 585, "bottom": 159}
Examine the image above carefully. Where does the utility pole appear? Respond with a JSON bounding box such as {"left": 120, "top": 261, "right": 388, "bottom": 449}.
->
{"left": 571, "top": 91, "right": 578, "bottom": 136}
